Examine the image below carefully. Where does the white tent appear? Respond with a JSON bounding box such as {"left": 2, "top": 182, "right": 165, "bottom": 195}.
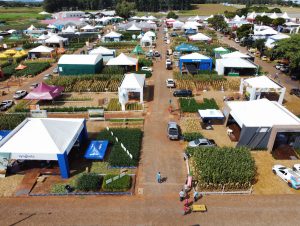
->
{"left": 131, "top": 16, "right": 140, "bottom": 20}
{"left": 261, "top": 12, "right": 266, "bottom": 17}
{"left": 147, "top": 20, "right": 156, "bottom": 24}
{"left": 47, "top": 24, "right": 57, "bottom": 29}
{"left": 37, "top": 34, "right": 50, "bottom": 41}
{"left": 265, "top": 33, "right": 290, "bottom": 48}
{"left": 242, "top": 76, "right": 286, "bottom": 104}
{"left": 0, "top": 118, "right": 84, "bottom": 161}
{"left": 221, "top": 51, "right": 250, "bottom": 59}
{"left": 106, "top": 53, "right": 138, "bottom": 67}
{"left": 270, "top": 12, "right": 278, "bottom": 19}
{"left": 45, "top": 35, "right": 68, "bottom": 45}
{"left": 255, "top": 28, "right": 278, "bottom": 36}
{"left": 62, "top": 26, "right": 76, "bottom": 34}
{"left": 29, "top": 45, "right": 54, "bottom": 53}
{"left": 233, "top": 15, "right": 241, "bottom": 21}
{"left": 127, "top": 24, "right": 141, "bottom": 31}
{"left": 27, "top": 25, "right": 36, "bottom": 31}
{"left": 205, "top": 15, "right": 214, "bottom": 21}
{"left": 147, "top": 15, "right": 157, "bottom": 20}
{"left": 172, "top": 21, "right": 184, "bottom": 30}
{"left": 247, "top": 12, "right": 256, "bottom": 20}
{"left": 140, "top": 35, "right": 152, "bottom": 47}
{"left": 140, "top": 16, "right": 148, "bottom": 21}
{"left": 39, "top": 11, "right": 50, "bottom": 15}
{"left": 89, "top": 46, "right": 115, "bottom": 55}
{"left": 119, "top": 73, "right": 145, "bottom": 108}
{"left": 103, "top": 31, "right": 122, "bottom": 42}
{"left": 189, "top": 33, "right": 211, "bottom": 41}
{"left": 281, "top": 12, "right": 290, "bottom": 20}
{"left": 215, "top": 58, "right": 257, "bottom": 75}
{"left": 144, "top": 31, "right": 156, "bottom": 38}
{"left": 180, "top": 53, "right": 211, "bottom": 60}
{"left": 81, "top": 24, "right": 95, "bottom": 31}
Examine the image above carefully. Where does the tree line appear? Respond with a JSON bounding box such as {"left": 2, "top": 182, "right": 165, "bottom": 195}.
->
{"left": 43, "top": 0, "right": 192, "bottom": 13}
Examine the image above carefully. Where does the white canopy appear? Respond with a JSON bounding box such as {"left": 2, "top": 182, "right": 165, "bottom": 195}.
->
{"left": 140, "top": 35, "right": 152, "bottom": 47}
{"left": 281, "top": 12, "right": 290, "bottom": 19}
{"left": 214, "top": 47, "right": 228, "bottom": 52}
{"left": 81, "top": 24, "right": 95, "bottom": 30}
{"left": 189, "top": 33, "right": 211, "bottom": 41}
{"left": 285, "top": 21, "right": 299, "bottom": 26}
{"left": 27, "top": 25, "right": 36, "bottom": 31}
{"left": 104, "top": 31, "right": 122, "bottom": 38}
{"left": 261, "top": 12, "right": 266, "bottom": 17}
{"left": 221, "top": 51, "right": 250, "bottom": 59}
{"left": 247, "top": 12, "right": 256, "bottom": 19}
{"left": 270, "top": 12, "right": 278, "bottom": 19}
{"left": 39, "top": 11, "right": 50, "bottom": 15}
{"left": 198, "top": 109, "right": 224, "bottom": 119}
{"left": 217, "top": 58, "right": 256, "bottom": 68}
{"left": 180, "top": 53, "right": 211, "bottom": 60}
{"left": 45, "top": 35, "right": 68, "bottom": 44}
{"left": 233, "top": 15, "right": 241, "bottom": 21}
{"left": 120, "top": 73, "right": 145, "bottom": 91}
{"left": 89, "top": 46, "right": 115, "bottom": 55}
{"left": 58, "top": 54, "right": 102, "bottom": 65}
{"left": 255, "top": 28, "right": 278, "bottom": 36}
{"left": 62, "top": 26, "right": 76, "bottom": 33}
{"left": 29, "top": 45, "right": 54, "bottom": 53}
{"left": 131, "top": 16, "right": 140, "bottom": 20}
{"left": 127, "top": 24, "right": 142, "bottom": 31}
{"left": 47, "top": 24, "right": 57, "bottom": 29}
{"left": 244, "top": 76, "right": 281, "bottom": 89}
{"left": 147, "top": 20, "right": 156, "bottom": 24}
{"left": 226, "top": 99, "right": 300, "bottom": 128}
{"left": 144, "top": 31, "right": 156, "bottom": 37}
{"left": 147, "top": 15, "right": 157, "bottom": 20}
{"left": 205, "top": 15, "right": 214, "bottom": 20}
{"left": 106, "top": 53, "right": 138, "bottom": 66}
{"left": 0, "top": 118, "right": 85, "bottom": 160}
{"left": 37, "top": 34, "right": 50, "bottom": 40}
{"left": 173, "top": 21, "right": 184, "bottom": 29}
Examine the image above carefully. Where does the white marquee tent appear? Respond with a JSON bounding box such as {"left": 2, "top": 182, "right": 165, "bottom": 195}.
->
{"left": 140, "top": 35, "right": 152, "bottom": 47}
{"left": 106, "top": 53, "right": 138, "bottom": 70}
{"left": 127, "top": 24, "right": 141, "bottom": 31}
{"left": 221, "top": 51, "right": 250, "bottom": 59}
{"left": 189, "top": 33, "right": 211, "bottom": 41}
{"left": 215, "top": 58, "right": 257, "bottom": 75}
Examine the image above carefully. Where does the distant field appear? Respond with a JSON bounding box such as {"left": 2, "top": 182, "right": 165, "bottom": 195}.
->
{"left": 178, "top": 4, "right": 237, "bottom": 16}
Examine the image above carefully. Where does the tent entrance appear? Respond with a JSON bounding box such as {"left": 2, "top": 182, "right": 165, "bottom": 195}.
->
{"left": 224, "top": 67, "right": 256, "bottom": 76}
{"left": 272, "top": 132, "right": 300, "bottom": 160}
{"left": 226, "top": 115, "right": 241, "bottom": 142}
{"left": 182, "top": 63, "right": 198, "bottom": 75}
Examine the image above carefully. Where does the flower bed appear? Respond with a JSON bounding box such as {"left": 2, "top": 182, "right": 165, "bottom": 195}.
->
{"left": 102, "top": 174, "right": 131, "bottom": 192}
{"left": 187, "top": 146, "right": 256, "bottom": 190}
{"left": 179, "top": 98, "right": 219, "bottom": 113}
{"left": 97, "top": 128, "right": 143, "bottom": 167}
{"left": 180, "top": 117, "right": 202, "bottom": 133}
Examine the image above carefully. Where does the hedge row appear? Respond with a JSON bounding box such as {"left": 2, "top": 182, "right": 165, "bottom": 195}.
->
{"left": 97, "top": 128, "right": 143, "bottom": 167}
{"left": 100, "top": 41, "right": 138, "bottom": 49}
{"left": 179, "top": 98, "right": 219, "bottom": 113}
{"left": 183, "top": 132, "right": 203, "bottom": 141}
{"left": 187, "top": 146, "right": 256, "bottom": 185}
{"left": 102, "top": 174, "right": 131, "bottom": 192}
{"left": 14, "top": 106, "right": 104, "bottom": 113}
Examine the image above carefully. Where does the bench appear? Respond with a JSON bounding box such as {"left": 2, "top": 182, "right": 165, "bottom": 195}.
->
{"left": 192, "top": 204, "right": 207, "bottom": 212}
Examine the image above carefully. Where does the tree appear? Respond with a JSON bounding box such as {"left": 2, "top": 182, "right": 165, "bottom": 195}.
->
{"left": 272, "top": 18, "right": 286, "bottom": 27}
{"left": 166, "top": 11, "right": 178, "bottom": 19}
{"left": 253, "top": 39, "right": 266, "bottom": 53}
{"left": 273, "top": 35, "right": 300, "bottom": 75}
{"left": 255, "top": 16, "right": 273, "bottom": 26}
{"left": 236, "top": 24, "right": 253, "bottom": 40}
{"left": 207, "top": 15, "right": 228, "bottom": 32}
{"left": 116, "top": 0, "right": 135, "bottom": 19}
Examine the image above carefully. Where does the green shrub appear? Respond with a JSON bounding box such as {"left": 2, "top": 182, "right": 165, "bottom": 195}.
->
{"left": 120, "top": 31, "right": 140, "bottom": 41}
{"left": 15, "top": 62, "right": 51, "bottom": 77}
{"left": 22, "top": 42, "right": 40, "bottom": 50}
{"left": 187, "top": 146, "right": 256, "bottom": 185}
{"left": 0, "top": 114, "right": 27, "bottom": 130}
{"left": 76, "top": 173, "right": 102, "bottom": 192}
{"left": 179, "top": 98, "right": 219, "bottom": 113}
{"left": 102, "top": 174, "right": 131, "bottom": 192}
{"left": 138, "top": 58, "right": 153, "bottom": 67}
{"left": 183, "top": 132, "right": 203, "bottom": 141}
{"left": 51, "top": 183, "right": 67, "bottom": 194}
{"left": 100, "top": 41, "right": 138, "bottom": 49}
{"left": 2, "top": 63, "right": 17, "bottom": 77}
{"left": 135, "top": 70, "right": 152, "bottom": 78}
{"left": 97, "top": 128, "right": 143, "bottom": 167}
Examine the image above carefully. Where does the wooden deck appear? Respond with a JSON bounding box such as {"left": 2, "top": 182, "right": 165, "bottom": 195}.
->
{"left": 15, "top": 169, "right": 40, "bottom": 197}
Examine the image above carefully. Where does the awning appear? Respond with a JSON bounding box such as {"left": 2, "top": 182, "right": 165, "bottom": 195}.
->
{"left": 0, "top": 131, "right": 11, "bottom": 141}
{"left": 198, "top": 109, "right": 224, "bottom": 120}
{"left": 84, "top": 140, "right": 109, "bottom": 160}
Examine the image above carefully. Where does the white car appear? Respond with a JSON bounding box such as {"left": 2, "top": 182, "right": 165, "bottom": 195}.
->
{"left": 293, "top": 164, "right": 300, "bottom": 174}
{"left": 43, "top": 74, "right": 52, "bottom": 80}
{"left": 30, "top": 83, "right": 39, "bottom": 90}
{"left": 141, "top": 67, "right": 153, "bottom": 72}
{"left": 166, "top": 79, "right": 175, "bottom": 88}
{"left": 272, "top": 165, "right": 300, "bottom": 189}
{"left": 13, "top": 90, "right": 27, "bottom": 99}
{"left": 234, "top": 38, "right": 240, "bottom": 43}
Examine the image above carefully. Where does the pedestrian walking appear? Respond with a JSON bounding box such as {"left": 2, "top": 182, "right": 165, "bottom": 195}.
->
{"left": 179, "top": 189, "right": 186, "bottom": 201}
{"left": 193, "top": 190, "right": 199, "bottom": 202}
{"left": 183, "top": 205, "right": 190, "bottom": 215}
{"left": 184, "top": 198, "right": 189, "bottom": 207}
{"left": 156, "top": 172, "right": 161, "bottom": 183}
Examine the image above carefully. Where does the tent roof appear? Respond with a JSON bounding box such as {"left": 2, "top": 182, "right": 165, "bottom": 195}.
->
{"left": 281, "top": 12, "right": 290, "bottom": 19}
{"left": 120, "top": 73, "right": 145, "bottom": 90}
{"left": 62, "top": 26, "right": 76, "bottom": 33}
{"left": 81, "top": 24, "right": 95, "bottom": 30}
{"left": 180, "top": 52, "right": 211, "bottom": 60}
{"left": 24, "top": 82, "right": 64, "bottom": 100}
{"left": 270, "top": 12, "right": 278, "bottom": 19}
{"left": 198, "top": 109, "right": 224, "bottom": 119}
{"left": 213, "top": 47, "right": 229, "bottom": 52}
{"left": 226, "top": 99, "right": 300, "bottom": 127}
{"left": 29, "top": 45, "right": 54, "bottom": 53}
{"left": 269, "top": 33, "right": 290, "bottom": 40}
{"left": 217, "top": 58, "right": 257, "bottom": 68}
{"left": 144, "top": 31, "right": 156, "bottom": 37}
{"left": 0, "top": 118, "right": 85, "bottom": 159}
{"left": 58, "top": 54, "right": 102, "bottom": 65}
{"left": 89, "top": 46, "right": 115, "bottom": 55}
{"left": 189, "top": 33, "right": 211, "bottom": 41}
{"left": 285, "top": 21, "right": 299, "bottom": 26}
{"left": 132, "top": 45, "right": 144, "bottom": 54}
{"left": 45, "top": 35, "right": 68, "bottom": 43}
{"left": 221, "top": 51, "right": 250, "bottom": 59}
{"left": 27, "top": 25, "right": 36, "bottom": 31}
{"left": 37, "top": 34, "right": 50, "bottom": 40}
{"left": 106, "top": 53, "right": 138, "bottom": 66}
{"left": 244, "top": 76, "right": 282, "bottom": 89}
{"left": 141, "top": 35, "right": 152, "bottom": 42}
{"left": 39, "top": 11, "right": 50, "bottom": 15}
{"left": 255, "top": 28, "right": 278, "bottom": 35}
{"left": 127, "top": 24, "right": 141, "bottom": 31}
{"left": 104, "top": 31, "right": 122, "bottom": 38}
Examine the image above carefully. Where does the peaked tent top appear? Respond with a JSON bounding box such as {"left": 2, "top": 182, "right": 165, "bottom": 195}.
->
{"left": 29, "top": 45, "right": 54, "bottom": 53}
{"left": 104, "top": 31, "right": 122, "bottom": 38}
{"left": 120, "top": 73, "right": 146, "bottom": 90}
{"left": 106, "top": 53, "right": 138, "bottom": 66}
{"left": 89, "top": 46, "right": 115, "bottom": 55}
{"left": 180, "top": 52, "right": 211, "bottom": 60}
{"left": 127, "top": 24, "right": 142, "bottom": 31}
{"left": 221, "top": 51, "right": 250, "bottom": 59}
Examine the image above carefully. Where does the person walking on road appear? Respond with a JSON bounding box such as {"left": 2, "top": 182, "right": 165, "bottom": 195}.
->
{"left": 156, "top": 172, "right": 161, "bottom": 183}
{"left": 179, "top": 189, "right": 186, "bottom": 201}
{"left": 193, "top": 190, "right": 199, "bottom": 202}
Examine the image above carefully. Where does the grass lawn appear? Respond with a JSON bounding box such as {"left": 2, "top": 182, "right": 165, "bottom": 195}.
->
{"left": 178, "top": 4, "right": 237, "bottom": 16}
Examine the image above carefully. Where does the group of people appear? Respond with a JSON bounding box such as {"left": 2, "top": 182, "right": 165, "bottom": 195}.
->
{"left": 179, "top": 183, "right": 201, "bottom": 215}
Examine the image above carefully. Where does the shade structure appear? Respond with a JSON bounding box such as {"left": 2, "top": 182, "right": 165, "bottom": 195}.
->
{"left": 175, "top": 43, "right": 199, "bottom": 52}
{"left": 270, "top": 12, "right": 278, "bottom": 19}
{"left": 281, "top": 12, "right": 290, "bottom": 20}
{"left": 27, "top": 24, "right": 36, "bottom": 31}
{"left": 104, "top": 31, "right": 122, "bottom": 38}
{"left": 24, "top": 82, "right": 64, "bottom": 100}
{"left": 255, "top": 28, "right": 278, "bottom": 36}
{"left": 29, "top": 45, "right": 54, "bottom": 53}
{"left": 0, "top": 118, "right": 87, "bottom": 178}
{"left": 179, "top": 53, "right": 213, "bottom": 72}
{"left": 198, "top": 109, "right": 224, "bottom": 120}
{"left": 37, "top": 34, "right": 50, "bottom": 40}
{"left": 144, "top": 30, "right": 156, "bottom": 38}
{"left": 221, "top": 51, "right": 250, "bottom": 59}
{"left": 132, "top": 45, "right": 144, "bottom": 55}
{"left": 45, "top": 35, "right": 68, "bottom": 44}
{"left": 47, "top": 24, "right": 57, "bottom": 29}
{"left": 127, "top": 24, "right": 141, "bottom": 31}
{"left": 140, "top": 35, "right": 152, "bottom": 47}
{"left": 84, "top": 140, "right": 109, "bottom": 160}
{"left": 89, "top": 46, "right": 115, "bottom": 55}
{"left": 81, "top": 24, "right": 95, "bottom": 31}
{"left": 107, "top": 53, "right": 138, "bottom": 67}
{"left": 189, "top": 33, "right": 211, "bottom": 41}
{"left": 213, "top": 47, "right": 229, "bottom": 54}
{"left": 15, "top": 64, "right": 27, "bottom": 70}
{"left": 62, "top": 26, "right": 76, "bottom": 34}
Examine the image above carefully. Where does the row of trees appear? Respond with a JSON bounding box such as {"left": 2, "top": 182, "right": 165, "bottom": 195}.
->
{"left": 44, "top": 0, "right": 192, "bottom": 13}
{"left": 0, "top": 1, "right": 43, "bottom": 7}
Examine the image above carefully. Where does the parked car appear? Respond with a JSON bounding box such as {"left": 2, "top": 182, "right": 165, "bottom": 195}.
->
{"left": 188, "top": 138, "right": 216, "bottom": 148}
{"left": 0, "top": 100, "right": 13, "bottom": 111}
{"left": 248, "top": 48, "right": 256, "bottom": 53}
{"left": 234, "top": 38, "right": 240, "bottom": 43}
{"left": 290, "top": 88, "right": 300, "bottom": 97}
{"left": 272, "top": 165, "right": 300, "bottom": 189}
{"left": 293, "top": 164, "right": 300, "bottom": 173}
{"left": 154, "top": 51, "right": 160, "bottom": 57}
{"left": 43, "top": 74, "right": 52, "bottom": 80}
{"left": 280, "top": 66, "right": 289, "bottom": 73}
{"left": 291, "top": 75, "right": 298, "bottom": 81}
{"left": 170, "top": 32, "right": 178, "bottom": 37}
{"left": 166, "top": 79, "right": 175, "bottom": 88}
{"left": 275, "top": 63, "right": 285, "bottom": 70}
{"left": 52, "top": 67, "right": 58, "bottom": 74}
{"left": 30, "top": 83, "right": 39, "bottom": 90}
{"left": 13, "top": 90, "right": 27, "bottom": 99}
{"left": 141, "top": 66, "right": 153, "bottom": 72}
{"left": 167, "top": 121, "right": 180, "bottom": 140}
{"left": 173, "top": 89, "right": 192, "bottom": 97}
{"left": 163, "top": 36, "right": 168, "bottom": 41}
{"left": 261, "top": 56, "right": 268, "bottom": 61}
{"left": 166, "top": 59, "right": 172, "bottom": 70}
